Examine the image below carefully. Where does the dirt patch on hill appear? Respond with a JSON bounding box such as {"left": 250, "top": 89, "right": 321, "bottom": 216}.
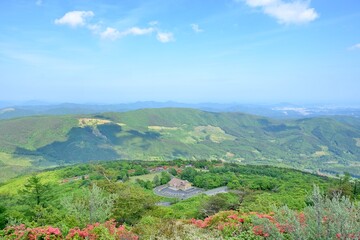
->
{"left": 355, "top": 138, "right": 360, "bottom": 147}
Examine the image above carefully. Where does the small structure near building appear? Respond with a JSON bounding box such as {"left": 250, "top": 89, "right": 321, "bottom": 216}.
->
{"left": 168, "top": 177, "right": 192, "bottom": 191}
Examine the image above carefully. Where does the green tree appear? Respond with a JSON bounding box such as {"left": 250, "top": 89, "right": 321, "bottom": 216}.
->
{"left": 160, "top": 171, "right": 171, "bottom": 185}
{"left": 168, "top": 168, "right": 177, "bottom": 176}
{"left": 328, "top": 172, "right": 353, "bottom": 198}
{"left": 145, "top": 180, "right": 153, "bottom": 190}
{"left": 0, "top": 205, "right": 7, "bottom": 229}
{"left": 153, "top": 175, "right": 160, "bottom": 186}
{"left": 19, "top": 175, "right": 52, "bottom": 207}
{"left": 199, "top": 193, "right": 239, "bottom": 217}
{"left": 194, "top": 160, "right": 209, "bottom": 169}
{"left": 136, "top": 179, "right": 153, "bottom": 190}
{"left": 353, "top": 179, "right": 360, "bottom": 198}
{"left": 117, "top": 171, "right": 128, "bottom": 182}
{"left": 112, "top": 183, "right": 158, "bottom": 224}
{"left": 180, "top": 167, "right": 197, "bottom": 182}
{"left": 227, "top": 179, "right": 241, "bottom": 189}
{"left": 339, "top": 172, "right": 353, "bottom": 196}
{"left": 134, "top": 166, "right": 149, "bottom": 176}
{"left": 61, "top": 183, "right": 115, "bottom": 227}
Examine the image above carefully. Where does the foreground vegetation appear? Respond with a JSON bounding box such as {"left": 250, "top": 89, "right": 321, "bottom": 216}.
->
{"left": 0, "top": 160, "right": 359, "bottom": 239}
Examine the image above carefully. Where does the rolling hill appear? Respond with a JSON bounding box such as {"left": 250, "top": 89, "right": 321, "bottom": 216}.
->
{"left": 1, "top": 102, "right": 360, "bottom": 120}
{"left": 1, "top": 108, "right": 360, "bottom": 182}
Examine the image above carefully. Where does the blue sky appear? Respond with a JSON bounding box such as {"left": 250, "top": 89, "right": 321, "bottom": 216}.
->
{"left": 0, "top": 0, "right": 360, "bottom": 104}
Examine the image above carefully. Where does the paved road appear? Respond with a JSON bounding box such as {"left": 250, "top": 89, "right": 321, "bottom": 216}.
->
{"left": 203, "top": 186, "right": 229, "bottom": 196}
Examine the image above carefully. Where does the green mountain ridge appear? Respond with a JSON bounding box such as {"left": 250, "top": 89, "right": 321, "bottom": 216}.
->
{"left": 1, "top": 108, "right": 360, "bottom": 182}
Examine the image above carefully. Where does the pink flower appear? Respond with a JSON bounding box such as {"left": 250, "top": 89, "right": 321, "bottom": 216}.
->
{"left": 47, "top": 227, "right": 61, "bottom": 235}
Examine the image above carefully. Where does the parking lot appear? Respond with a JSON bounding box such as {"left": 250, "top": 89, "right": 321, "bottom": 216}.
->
{"left": 154, "top": 185, "right": 229, "bottom": 199}
{"left": 154, "top": 185, "right": 204, "bottom": 199}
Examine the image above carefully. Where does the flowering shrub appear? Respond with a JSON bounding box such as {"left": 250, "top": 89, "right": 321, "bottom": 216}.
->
{"left": 190, "top": 187, "right": 360, "bottom": 240}
{"left": 0, "top": 220, "right": 138, "bottom": 240}
{"left": 66, "top": 220, "right": 138, "bottom": 240}
{"left": 190, "top": 216, "right": 212, "bottom": 228}
{"left": 190, "top": 211, "right": 248, "bottom": 238}
{"left": 1, "top": 224, "right": 62, "bottom": 240}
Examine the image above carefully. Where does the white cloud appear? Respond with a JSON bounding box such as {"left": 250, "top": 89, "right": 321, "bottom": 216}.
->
{"left": 35, "top": 0, "right": 42, "bottom": 6}
{"left": 55, "top": 11, "right": 172, "bottom": 43}
{"left": 124, "top": 27, "right": 154, "bottom": 36}
{"left": 349, "top": 43, "right": 360, "bottom": 50}
{"left": 156, "top": 32, "right": 175, "bottom": 43}
{"left": 245, "top": 0, "right": 277, "bottom": 7}
{"left": 100, "top": 27, "right": 154, "bottom": 40}
{"left": 54, "top": 11, "right": 94, "bottom": 27}
{"left": 244, "top": 0, "right": 318, "bottom": 24}
{"left": 87, "top": 24, "right": 101, "bottom": 34}
{"left": 100, "top": 27, "right": 122, "bottom": 40}
{"left": 191, "top": 24, "right": 203, "bottom": 33}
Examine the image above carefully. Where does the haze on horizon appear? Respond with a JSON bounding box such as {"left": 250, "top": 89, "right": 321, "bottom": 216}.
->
{"left": 1, "top": 0, "right": 360, "bottom": 104}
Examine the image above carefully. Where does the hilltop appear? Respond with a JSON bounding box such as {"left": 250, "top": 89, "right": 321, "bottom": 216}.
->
{"left": 1, "top": 108, "right": 360, "bottom": 182}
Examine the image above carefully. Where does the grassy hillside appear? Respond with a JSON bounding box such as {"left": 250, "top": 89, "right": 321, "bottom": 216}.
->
{"left": 0, "top": 116, "right": 77, "bottom": 152}
{"left": 0, "top": 108, "right": 360, "bottom": 182}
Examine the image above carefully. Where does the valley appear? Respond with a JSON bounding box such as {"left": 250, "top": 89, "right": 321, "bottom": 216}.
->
{"left": 1, "top": 108, "right": 360, "bottom": 183}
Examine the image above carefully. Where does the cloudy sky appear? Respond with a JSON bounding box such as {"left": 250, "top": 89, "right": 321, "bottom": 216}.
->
{"left": 0, "top": 0, "right": 359, "bottom": 104}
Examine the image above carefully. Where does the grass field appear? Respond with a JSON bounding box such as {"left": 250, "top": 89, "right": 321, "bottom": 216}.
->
{"left": 0, "top": 152, "right": 35, "bottom": 182}
{"left": 0, "top": 170, "right": 62, "bottom": 195}
{"left": 129, "top": 172, "right": 163, "bottom": 183}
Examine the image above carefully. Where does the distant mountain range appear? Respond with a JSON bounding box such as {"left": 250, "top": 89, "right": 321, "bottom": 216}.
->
{"left": 1, "top": 108, "right": 360, "bottom": 182}
{"left": 1, "top": 102, "right": 360, "bottom": 120}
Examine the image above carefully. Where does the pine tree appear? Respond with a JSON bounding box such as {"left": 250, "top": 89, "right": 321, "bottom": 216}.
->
{"left": 19, "top": 175, "right": 52, "bottom": 207}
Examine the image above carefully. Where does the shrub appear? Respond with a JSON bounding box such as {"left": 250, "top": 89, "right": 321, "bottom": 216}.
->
{"left": 1, "top": 224, "right": 62, "bottom": 239}
{"left": 251, "top": 186, "right": 360, "bottom": 239}
{"left": 190, "top": 186, "right": 360, "bottom": 239}
{"left": 0, "top": 220, "right": 138, "bottom": 240}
